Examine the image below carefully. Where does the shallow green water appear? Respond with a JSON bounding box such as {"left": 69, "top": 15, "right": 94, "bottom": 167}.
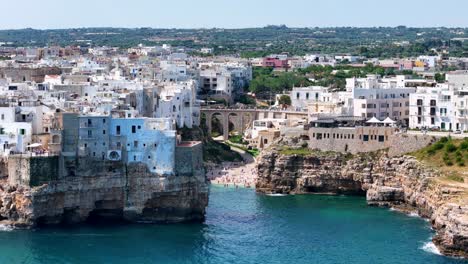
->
{"left": 0, "top": 186, "right": 465, "bottom": 264}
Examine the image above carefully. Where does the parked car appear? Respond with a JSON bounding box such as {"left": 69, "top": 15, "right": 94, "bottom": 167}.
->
{"left": 454, "top": 130, "right": 462, "bottom": 134}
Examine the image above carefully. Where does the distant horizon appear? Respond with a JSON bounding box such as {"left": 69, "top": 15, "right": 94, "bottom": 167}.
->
{"left": 1, "top": 25, "right": 468, "bottom": 31}
{"left": 1, "top": 0, "right": 468, "bottom": 30}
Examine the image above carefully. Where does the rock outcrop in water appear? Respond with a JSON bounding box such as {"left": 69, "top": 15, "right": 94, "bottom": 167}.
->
{"left": 0, "top": 143, "right": 209, "bottom": 226}
{"left": 256, "top": 139, "right": 468, "bottom": 258}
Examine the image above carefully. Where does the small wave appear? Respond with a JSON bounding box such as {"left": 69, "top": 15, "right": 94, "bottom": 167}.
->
{"left": 407, "top": 211, "right": 419, "bottom": 218}
{"left": 421, "top": 241, "right": 441, "bottom": 255}
{"left": 0, "top": 224, "right": 14, "bottom": 232}
{"left": 266, "top": 194, "right": 288, "bottom": 197}
{"left": 389, "top": 207, "right": 397, "bottom": 211}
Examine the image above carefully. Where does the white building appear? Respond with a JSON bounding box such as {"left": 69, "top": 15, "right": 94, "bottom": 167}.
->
{"left": 198, "top": 62, "right": 252, "bottom": 101}
{"left": 409, "top": 84, "right": 468, "bottom": 131}
{"left": 446, "top": 70, "right": 468, "bottom": 89}
{"left": 153, "top": 81, "right": 200, "bottom": 128}
{"left": 345, "top": 75, "right": 434, "bottom": 124}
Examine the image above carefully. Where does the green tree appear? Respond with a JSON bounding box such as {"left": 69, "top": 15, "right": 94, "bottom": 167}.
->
{"left": 435, "top": 73, "right": 446, "bottom": 83}
{"left": 278, "top": 95, "right": 292, "bottom": 106}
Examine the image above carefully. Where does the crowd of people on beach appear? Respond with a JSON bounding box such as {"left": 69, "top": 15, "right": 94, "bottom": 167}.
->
{"left": 206, "top": 161, "right": 257, "bottom": 188}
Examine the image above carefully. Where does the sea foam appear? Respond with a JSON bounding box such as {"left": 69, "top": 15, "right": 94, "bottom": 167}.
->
{"left": 407, "top": 211, "right": 420, "bottom": 218}
{"left": 266, "top": 193, "right": 288, "bottom": 197}
{"left": 0, "top": 224, "right": 13, "bottom": 232}
{"left": 421, "top": 241, "right": 441, "bottom": 255}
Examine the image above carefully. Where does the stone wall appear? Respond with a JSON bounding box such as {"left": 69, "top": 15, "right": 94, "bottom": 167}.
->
{"left": 7, "top": 155, "right": 59, "bottom": 187}
{"left": 0, "top": 67, "right": 62, "bottom": 83}
{"left": 175, "top": 142, "right": 204, "bottom": 177}
{"left": 29, "top": 156, "right": 59, "bottom": 187}
{"left": 387, "top": 134, "right": 436, "bottom": 156}
{"left": 8, "top": 155, "right": 31, "bottom": 186}
{"left": 308, "top": 127, "right": 435, "bottom": 156}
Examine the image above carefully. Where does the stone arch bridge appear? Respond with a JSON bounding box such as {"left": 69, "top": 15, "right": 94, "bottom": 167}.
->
{"left": 201, "top": 108, "right": 308, "bottom": 140}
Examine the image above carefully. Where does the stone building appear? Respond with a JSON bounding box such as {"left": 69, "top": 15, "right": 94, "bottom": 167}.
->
{"left": 308, "top": 117, "right": 434, "bottom": 155}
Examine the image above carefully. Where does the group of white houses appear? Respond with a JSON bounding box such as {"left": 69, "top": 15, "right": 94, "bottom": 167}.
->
{"left": 288, "top": 74, "right": 468, "bottom": 131}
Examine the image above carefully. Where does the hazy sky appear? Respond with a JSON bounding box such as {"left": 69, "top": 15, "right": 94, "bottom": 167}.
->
{"left": 1, "top": 0, "right": 467, "bottom": 29}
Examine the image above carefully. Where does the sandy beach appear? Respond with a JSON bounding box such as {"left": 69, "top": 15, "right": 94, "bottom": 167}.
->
{"left": 206, "top": 161, "right": 257, "bottom": 188}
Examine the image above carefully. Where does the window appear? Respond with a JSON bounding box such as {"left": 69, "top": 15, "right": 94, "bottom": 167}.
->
{"left": 103, "top": 130, "right": 106, "bottom": 135}
{"left": 88, "top": 130, "right": 92, "bottom": 137}
{"left": 1, "top": 114, "right": 3, "bottom": 120}
{"left": 378, "top": 135, "right": 385, "bottom": 142}
{"left": 116, "top": 125, "right": 121, "bottom": 135}
{"left": 132, "top": 125, "right": 136, "bottom": 133}
{"left": 134, "top": 141, "right": 138, "bottom": 148}
{"left": 103, "top": 119, "right": 106, "bottom": 123}
{"left": 363, "top": 135, "right": 369, "bottom": 142}
{"left": 137, "top": 125, "right": 141, "bottom": 129}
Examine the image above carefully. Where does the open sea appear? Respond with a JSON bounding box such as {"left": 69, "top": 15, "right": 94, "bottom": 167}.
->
{"left": 0, "top": 185, "right": 466, "bottom": 264}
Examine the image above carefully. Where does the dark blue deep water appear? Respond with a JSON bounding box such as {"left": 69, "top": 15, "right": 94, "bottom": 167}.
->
{"left": 0, "top": 186, "right": 466, "bottom": 264}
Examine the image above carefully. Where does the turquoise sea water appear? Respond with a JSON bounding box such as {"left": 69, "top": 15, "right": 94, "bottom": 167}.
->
{"left": 0, "top": 186, "right": 466, "bottom": 264}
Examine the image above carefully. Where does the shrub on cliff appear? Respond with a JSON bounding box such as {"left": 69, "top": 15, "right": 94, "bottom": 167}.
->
{"left": 460, "top": 140, "right": 468, "bottom": 151}
{"left": 445, "top": 143, "right": 457, "bottom": 153}
{"left": 443, "top": 153, "right": 453, "bottom": 166}
{"left": 439, "top": 137, "right": 449, "bottom": 143}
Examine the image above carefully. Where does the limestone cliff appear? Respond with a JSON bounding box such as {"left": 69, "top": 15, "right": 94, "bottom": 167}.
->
{"left": 0, "top": 144, "right": 209, "bottom": 226}
{"left": 256, "top": 144, "right": 468, "bottom": 258}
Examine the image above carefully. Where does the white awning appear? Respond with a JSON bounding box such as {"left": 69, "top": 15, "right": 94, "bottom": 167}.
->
{"left": 366, "top": 117, "right": 382, "bottom": 123}
{"left": 382, "top": 117, "right": 396, "bottom": 124}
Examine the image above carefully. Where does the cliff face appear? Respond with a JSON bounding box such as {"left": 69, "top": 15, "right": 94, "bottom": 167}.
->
{"left": 256, "top": 149, "right": 468, "bottom": 258}
{"left": 0, "top": 155, "right": 209, "bottom": 226}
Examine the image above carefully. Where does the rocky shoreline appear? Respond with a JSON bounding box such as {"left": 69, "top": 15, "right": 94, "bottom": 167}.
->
{"left": 256, "top": 143, "right": 468, "bottom": 258}
{"left": 0, "top": 158, "right": 209, "bottom": 227}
